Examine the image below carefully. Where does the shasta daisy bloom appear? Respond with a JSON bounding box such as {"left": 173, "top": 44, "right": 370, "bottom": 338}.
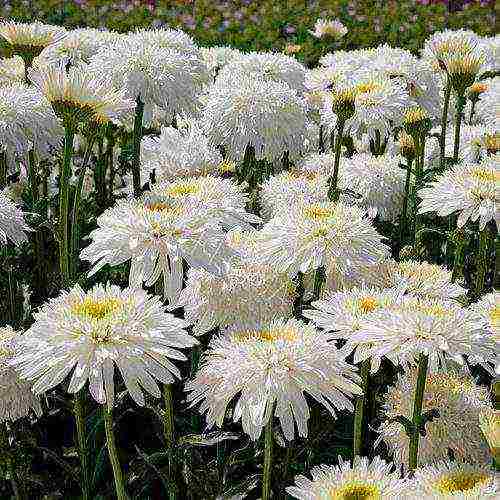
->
{"left": 128, "top": 27, "right": 200, "bottom": 57}
{"left": 259, "top": 170, "right": 328, "bottom": 220}
{"left": 151, "top": 175, "right": 261, "bottom": 229}
{"left": 309, "top": 18, "right": 348, "bottom": 40}
{"left": 200, "top": 46, "right": 242, "bottom": 77}
{"left": 410, "top": 461, "right": 499, "bottom": 498}
{"left": 479, "top": 408, "right": 500, "bottom": 465}
{"left": 337, "top": 153, "right": 407, "bottom": 223}
{"left": 297, "top": 152, "right": 336, "bottom": 176}
{"left": 179, "top": 263, "right": 295, "bottom": 335}
{"left": 185, "top": 318, "right": 362, "bottom": 441}
{"left": 378, "top": 369, "right": 492, "bottom": 466}
{"left": 80, "top": 194, "right": 234, "bottom": 306}
{"left": 0, "top": 56, "right": 25, "bottom": 86}
{"left": 201, "top": 77, "right": 308, "bottom": 163}
{"left": 350, "top": 294, "right": 496, "bottom": 373}
{"left": 216, "top": 51, "right": 306, "bottom": 92}
{"left": 9, "top": 284, "right": 197, "bottom": 408}
{"left": 141, "top": 123, "right": 223, "bottom": 183}
{"left": 0, "top": 21, "right": 66, "bottom": 66}
{"left": 0, "top": 326, "right": 42, "bottom": 422}
{"left": 418, "top": 157, "right": 500, "bottom": 230}
{"left": 256, "top": 201, "right": 389, "bottom": 277}
{"left": 28, "top": 64, "right": 134, "bottom": 130}
{"left": 287, "top": 456, "right": 408, "bottom": 500}
{"left": 476, "top": 77, "right": 500, "bottom": 129}
{"left": 0, "top": 189, "right": 31, "bottom": 246}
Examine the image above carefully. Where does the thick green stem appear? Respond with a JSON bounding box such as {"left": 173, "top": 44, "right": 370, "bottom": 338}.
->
{"left": 328, "top": 120, "right": 345, "bottom": 201}
{"left": 262, "top": 417, "right": 273, "bottom": 500}
{"left": 132, "top": 96, "right": 144, "bottom": 197}
{"left": 408, "top": 354, "right": 429, "bottom": 471}
{"left": 453, "top": 94, "right": 466, "bottom": 164}
{"left": 475, "top": 226, "right": 491, "bottom": 297}
{"left": 469, "top": 100, "right": 477, "bottom": 125}
{"left": 1, "top": 423, "right": 22, "bottom": 500}
{"left": 28, "top": 149, "right": 43, "bottom": 291}
{"left": 318, "top": 125, "right": 325, "bottom": 153}
{"left": 398, "top": 159, "right": 413, "bottom": 252}
{"left": 313, "top": 266, "right": 325, "bottom": 301}
{"left": 103, "top": 406, "right": 127, "bottom": 500}
{"left": 74, "top": 391, "right": 90, "bottom": 500}
{"left": 439, "top": 80, "right": 452, "bottom": 169}
{"left": 353, "top": 360, "right": 370, "bottom": 457}
{"left": 58, "top": 128, "right": 75, "bottom": 285}
{"left": 190, "top": 346, "right": 201, "bottom": 431}
{"left": 163, "top": 384, "right": 177, "bottom": 500}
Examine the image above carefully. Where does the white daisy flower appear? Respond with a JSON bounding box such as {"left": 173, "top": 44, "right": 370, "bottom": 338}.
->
{"left": 128, "top": 28, "right": 200, "bottom": 57}
{"left": 418, "top": 156, "right": 500, "bottom": 230}
{"left": 200, "top": 46, "right": 242, "bottom": 77}
{"left": 10, "top": 284, "right": 197, "bottom": 408}
{"left": 410, "top": 461, "right": 499, "bottom": 498}
{"left": 476, "top": 76, "right": 500, "bottom": 129}
{"left": 297, "top": 152, "right": 337, "bottom": 176}
{"left": 350, "top": 294, "right": 497, "bottom": 373}
{"left": 378, "top": 369, "right": 493, "bottom": 466}
{"left": 337, "top": 153, "right": 407, "bottom": 223}
{"left": 320, "top": 47, "right": 377, "bottom": 72}
{"left": 309, "top": 18, "right": 348, "bottom": 40}
{"left": 304, "top": 66, "right": 350, "bottom": 94}
{"left": 185, "top": 318, "right": 362, "bottom": 441}
{"left": 256, "top": 201, "right": 389, "bottom": 277}
{"left": 287, "top": 456, "right": 408, "bottom": 500}
{"left": 140, "top": 122, "right": 223, "bottom": 183}
{"left": 201, "top": 77, "right": 308, "bottom": 163}
{"left": 0, "top": 55, "right": 25, "bottom": 86}
{"left": 79, "top": 194, "right": 234, "bottom": 306}
{"left": 0, "top": 326, "right": 42, "bottom": 423}
{"left": 0, "top": 189, "right": 31, "bottom": 246}
{"left": 216, "top": 51, "right": 306, "bottom": 92}
{"left": 179, "top": 263, "right": 295, "bottom": 335}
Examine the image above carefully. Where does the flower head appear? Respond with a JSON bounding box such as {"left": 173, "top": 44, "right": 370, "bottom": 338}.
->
{"left": 309, "top": 18, "right": 348, "bottom": 40}
{"left": 200, "top": 46, "right": 242, "bottom": 76}
{"left": 185, "top": 318, "right": 362, "bottom": 440}
{"left": 10, "top": 284, "right": 197, "bottom": 408}
{"left": 0, "top": 55, "right": 25, "bottom": 86}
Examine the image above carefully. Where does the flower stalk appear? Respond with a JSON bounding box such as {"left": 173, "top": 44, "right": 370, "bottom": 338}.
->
{"left": 439, "top": 78, "right": 452, "bottom": 169}
{"left": 475, "top": 226, "right": 491, "bottom": 297}
{"left": 452, "top": 94, "right": 466, "bottom": 164}
{"left": 163, "top": 383, "right": 177, "bottom": 500}
{"left": 103, "top": 405, "right": 127, "bottom": 500}
{"left": 262, "top": 416, "right": 274, "bottom": 500}
{"left": 74, "top": 391, "right": 90, "bottom": 500}
{"left": 0, "top": 423, "right": 22, "bottom": 500}
{"left": 328, "top": 119, "right": 345, "bottom": 201}
{"left": 353, "top": 359, "right": 370, "bottom": 457}
{"left": 132, "top": 95, "right": 144, "bottom": 197}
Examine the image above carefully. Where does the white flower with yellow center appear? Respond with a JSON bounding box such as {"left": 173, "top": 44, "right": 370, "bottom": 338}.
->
{"left": 0, "top": 189, "right": 31, "bottom": 246}
{"left": 179, "top": 263, "right": 295, "bottom": 335}
{"left": 0, "top": 56, "right": 25, "bottom": 86}
{"left": 0, "top": 326, "right": 42, "bottom": 422}
{"left": 185, "top": 318, "right": 362, "bottom": 440}
{"left": 309, "top": 18, "right": 348, "bottom": 40}
{"left": 418, "top": 156, "right": 500, "bottom": 230}
{"left": 287, "top": 456, "right": 407, "bottom": 500}
{"left": 259, "top": 170, "right": 329, "bottom": 220}
{"left": 28, "top": 64, "right": 134, "bottom": 130}
{"left": 80, "top": 194, "right": 234, "bottom": 306}
{"left": 10, "top": 284, "right": 197, "bottom": 408}
{"left": 256, "top": 201, "right": 389, "bottom": 277}
{"left": 350, "top": 294, "right": 496, "bottom": 373}
{"left": 378, "top": 369, "right": 493, "bottom": 466}
{"left": 410, "top": 461, "right": 498, "bottom": 498}
{"left": 151, "top": 175, "right": 261, "bottom": 229}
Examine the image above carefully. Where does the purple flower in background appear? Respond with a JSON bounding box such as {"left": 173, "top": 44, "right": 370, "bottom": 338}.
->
{"left": 284, "top": 24, "right": 297, "bottom": 35}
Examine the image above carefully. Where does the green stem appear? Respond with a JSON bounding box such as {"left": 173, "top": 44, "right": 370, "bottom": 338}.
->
{"left": 106, "top": 131, "right": 116, "bottom": 204}
{"left": 103, "top": 405, "right": 127, "bottom": 500}
{"left": 398, "top": 158, "right": 413, "bottom": 252}
{"left": 408, "top": 354, "right": 429, "bottom": 471}
{"left": 439, "top": 80, "right": 452, "bottom": 169}
{"left": 313, "top": 266, "right": 325, "bottom": 301}
{"left": 163, "top": 384, "right": 177, "bottom": 500}
{"left": 469, "top": 99, "right": 477, "bottom": 125}
{"left": 318, "top": 125, "right": 325, "bottom": 153}
{"left": 328, "top": 119, "right": 345, "bottom": 201}
{"left": 28, "top": 149, "right": 38, "bottom": 207}
{"left": 353, "top": 359, "right": 370, "bottom": 457}
{"left": 0, "top": 150, "right": 7, "bottom": 189}
{"left": 475, "top": 226, "right": 491, "bottom": 297}
{"left": 190, "top": 346, "right": 201, "bottom": 431}
{"left": 28, "top": 149, "right": 43, "bottom": 291}
{"left": 453, "top": 94, "right": 466, "bottom": 164}
{"left": 1, "top": 423, "right": 22, "bottom": 500}
{"left": 132, "top": 96, "right": 144, "bottom": 197}
{"left": 262, "top": 417, "right": 273, "bottom": 500}
{"left": 58, "top": 127, "right": 75, "bottom": 285}
{"left": 74, "top": 391, "right": 90, "bottom": 500}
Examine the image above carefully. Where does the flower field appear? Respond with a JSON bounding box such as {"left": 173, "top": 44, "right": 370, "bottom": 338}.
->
{"left": 0, "top": 6, "right": 498, "bottom": 500}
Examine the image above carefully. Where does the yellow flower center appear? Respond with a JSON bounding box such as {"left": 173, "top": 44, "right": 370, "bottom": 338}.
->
{"left": 72, "top": 297, "right": 122, "bottom": 320}
{"left": 469, "top": 82, "right": 488, "bottom": 95}
{"left": 303, "top": 204, "right": 335, "bottom": 221}
{"left": 471, "top": 168, "right": 499, "bottom": 183}
{"left": 329, "top": 482, "right": 380, "bottom": 499}
{"left": 404, "top": 106, "right": 429, "bottom": 125}
{"left": 484, "top": 133, "right": 499, "bottom": 153}
{"left": 219, "top": 160, "right": 236, "bottom": 173}
{"left": 436, "top": 472, "right": 489, "bottom": 494}
{"left": 233, "top": 328, "right": 298, "bottom": 343}
{"left": 165, "top": 183, "right": 199, "bottom": 197}
{"left": 490, "top": 305, "right": 500, "bottom": 330}
{"left": 358, "top": 296, "right": 379, "bottom": 313}
{"left": 355, "top": 82, "right": 379, "bottom": 94}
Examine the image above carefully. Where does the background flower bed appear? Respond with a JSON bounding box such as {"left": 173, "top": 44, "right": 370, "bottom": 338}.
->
{"left": 0, "top": 0, "right": 496, "bottom": 63}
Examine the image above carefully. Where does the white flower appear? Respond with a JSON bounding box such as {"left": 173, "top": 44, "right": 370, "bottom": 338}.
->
{"left": 201, "top": 77, "right": 308, "bottom": 163}
{"left": 259, "top": 170, "right": 328, "bottom": 220}
{"left": 151, "top": 175, "right": 261, "bottom": 230}
{"left": 0, "top": 326, "right": 42, "bottom": 422}
{"left": 256, "top": 201, "right": 389, "bottom": 277}
{"left": 410, "top": 461, "right": 499, "bottom": 498}
{"left": 337, "top": 153, "right": 407, "bottom": 222}
{"left": 179, "top": 263, "right": 295, "bottom": 335}
{"left": 0, "top": 189, "right": 31, "bottom": 246}
{"left": 200, "top": 46, "right": 242, "bottom": 76}
{"left": 216, "top": 51, "right": 306, "bottom": 92}
{"left": 10, "top": 284, "right": 197, "bottom": 408}
{"left": 0, "top": 56, "right": 25, "bottom": 86}
{"left": 350, "top": 295, "right": 496, "bottom": 373}
{"left": 128, "top": 28, "right": 200, "bottom": 57}
{"left": 185, "top": 318, "right": 362, "bottom": 440}
{"left": 309, "top": 18, "right": 348, "bottom": 40}
{"left": 80, "top": 194, "right": 234, "bottom": 306}
{"left": 476, "top": 76, "right": 500, "bottom": 129}
{"left": 418, "top": 156, "right": 500, "bottom": 230}
{"left": 287, "top": 456, "right": 408, "bottom": 500}
{"left": 378, "top": 369, "right": 493, "bottom": 466}
{"left": 141, "top": 122, "right": 223, "bottom": 183}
